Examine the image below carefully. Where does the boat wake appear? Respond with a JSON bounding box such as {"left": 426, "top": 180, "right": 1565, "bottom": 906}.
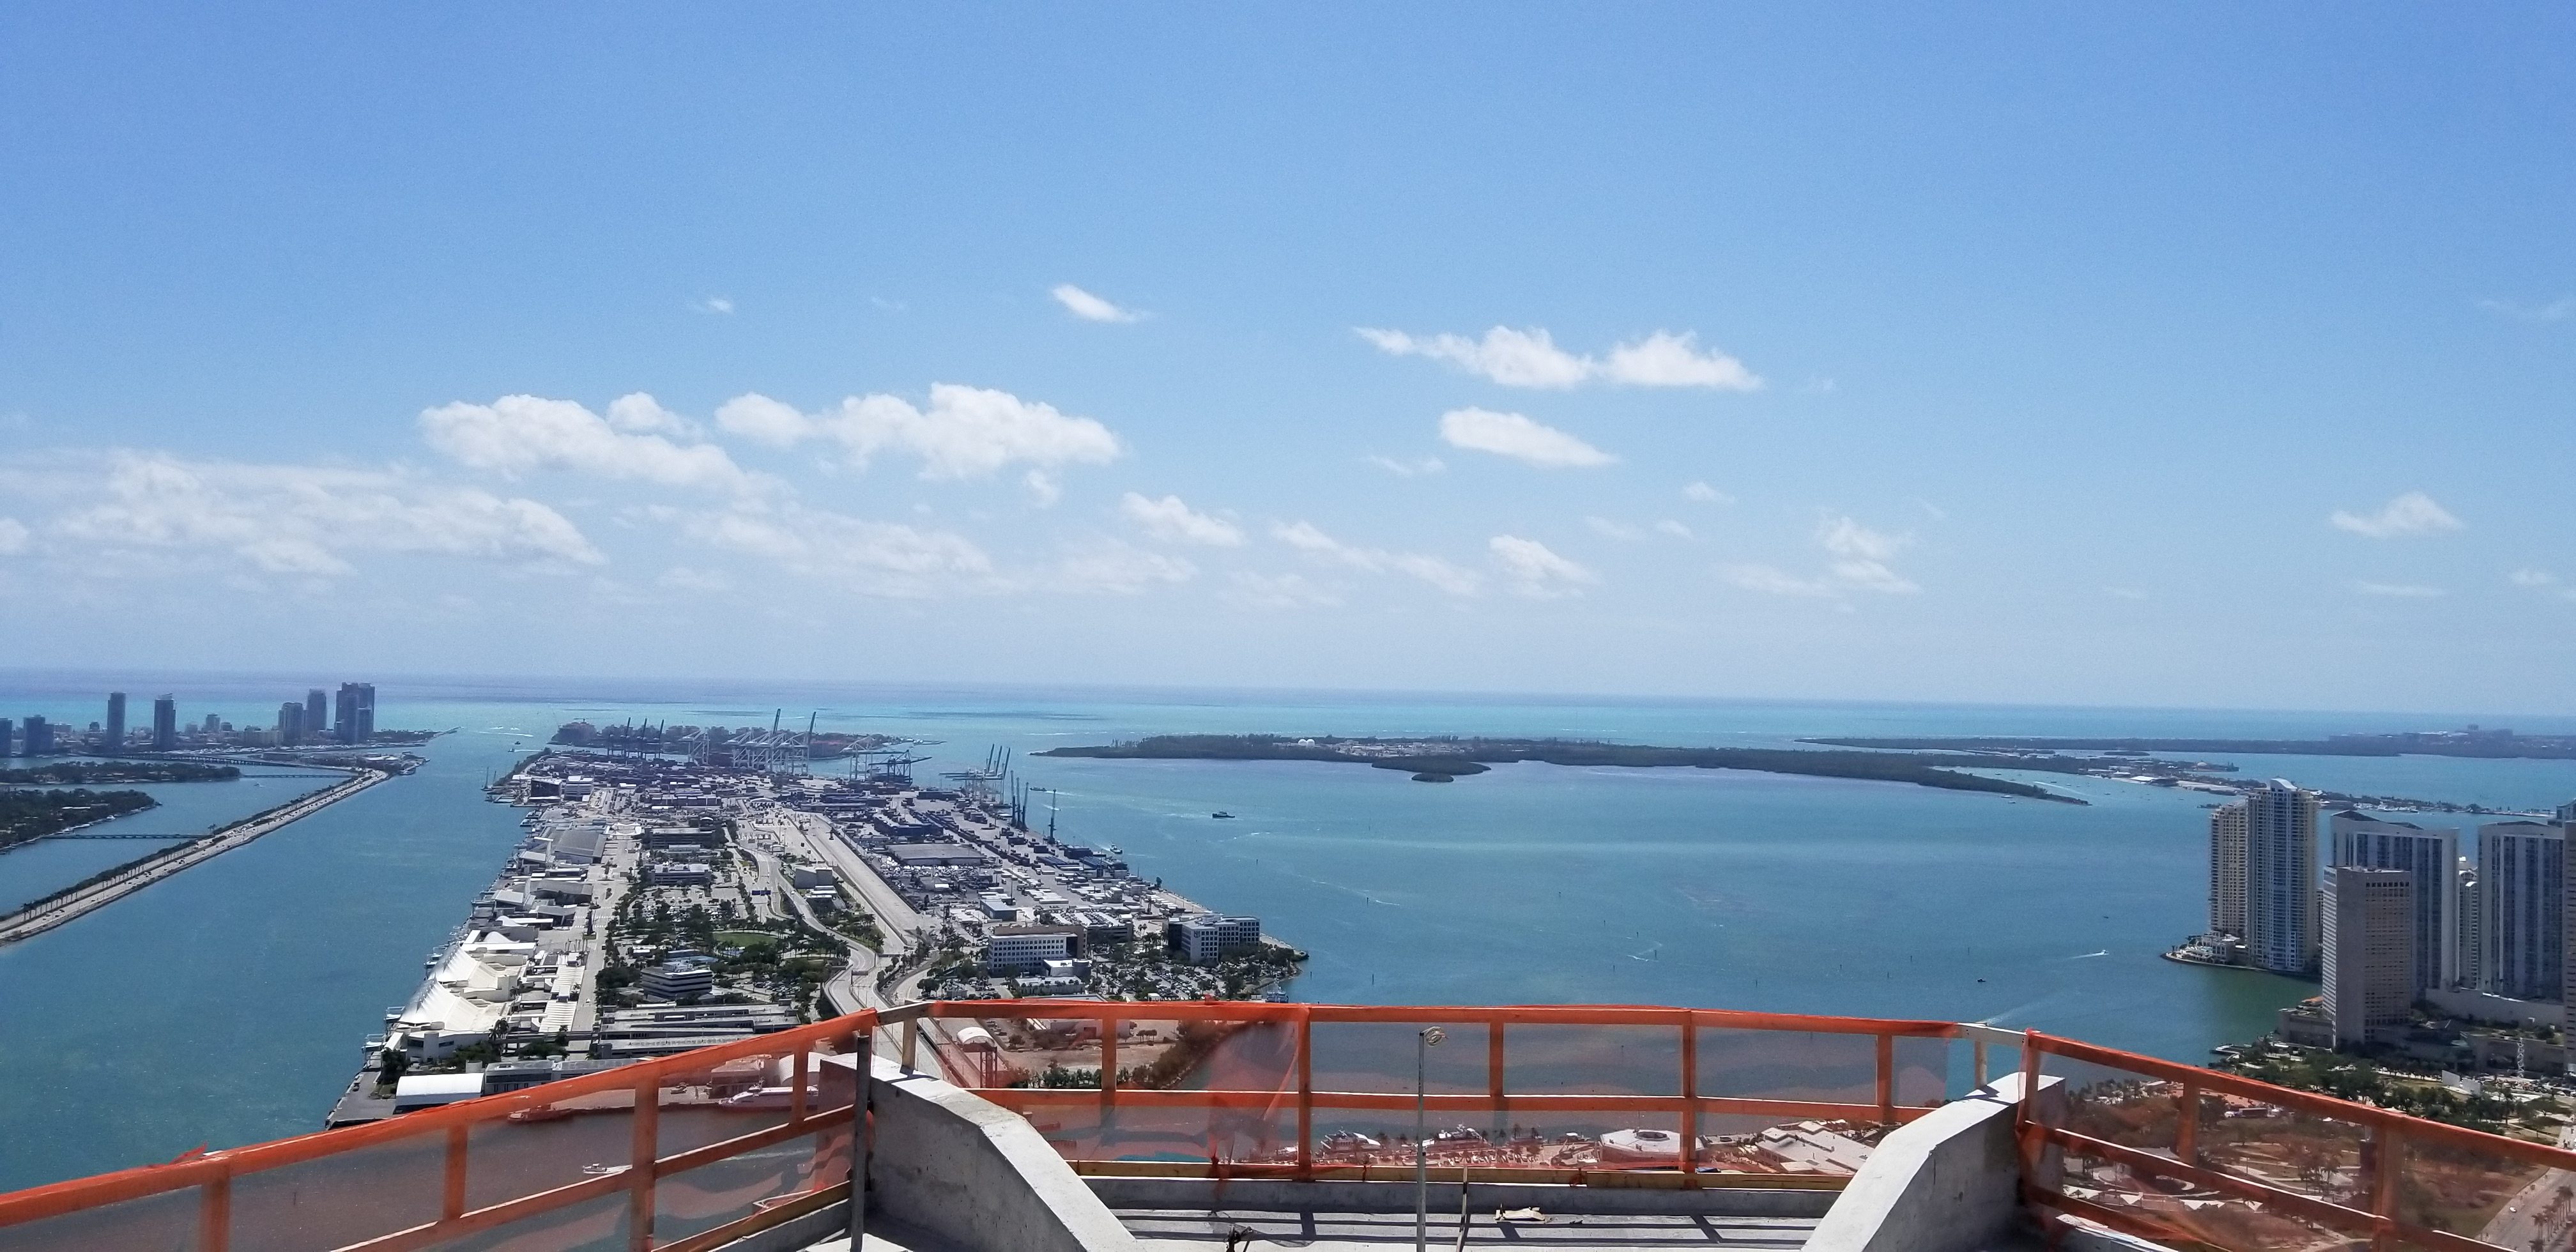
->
{"left": 2071, "top": 949, "right": 2108, "bottom": 959}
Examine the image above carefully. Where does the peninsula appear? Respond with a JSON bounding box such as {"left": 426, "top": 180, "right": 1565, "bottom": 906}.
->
{"left": 1803, "top": 729, "right": 2576, "bottom": 761}
{"left": 1036, "top": 735, "right": 2090, "bottom": 802}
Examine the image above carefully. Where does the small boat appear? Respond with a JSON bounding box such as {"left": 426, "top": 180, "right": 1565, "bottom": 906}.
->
{"left": 1211, "top": 811, "right": 1236, "bottom": 820}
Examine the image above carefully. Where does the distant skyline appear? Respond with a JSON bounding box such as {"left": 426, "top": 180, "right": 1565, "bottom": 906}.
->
{"left": 2, "top": 5, "right": 2571, "bottom": 713}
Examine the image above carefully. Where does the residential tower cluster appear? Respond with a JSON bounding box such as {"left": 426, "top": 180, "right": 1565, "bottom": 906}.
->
{"left": 2180, "top": 779, "right": 2576, "bottom": 1072}
{"left": 6, "top": 682, "right": 385, "bottom": 757}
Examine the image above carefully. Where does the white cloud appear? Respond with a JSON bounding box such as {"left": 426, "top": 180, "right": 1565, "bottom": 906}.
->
{"left": 1722, "top": 515, "right": 1919, "bottom": 598}
{"left": 1272, "top": 520, "right": 1354, "bottom": 559}
{"left": 0, "top": 517, "right": 26, "bottom": 555}
{"left": 1357, "top": 326, "right": 1592, "bottom": 389}
{"left": 657, "top": 566, "right": 731, "bottom": 593}
{"left": 1119, "top": 492, "right": 1243, "bottom": 546}
{"left": 1818, "top": 515, "right": 1908, "bottom": 564}
{"left": 29, "top": 453, "right": 601, "bottom": 576}
{"left": 1051, "top": 284, "right": 1142, "bottom": 324}
{"left": 1366, "top": 455, "right": 1446, "bottom": 477}
{"left": 1600, "top": 331, "right": 1761, "bottom": 390}
{"left": 1489, "top": 535, "right": 1596, "bottom": 597}
{"left": 1438, "top": 408, "right": 1616, "bottom": 468}
{"left": 1817, "top": 516, "right": 1919, "bottom": 594}
{"left": 1586, "top": 517, "right": 1645, "bottom": 542}
{"left": 2358, "top": 582, "right": 2446, "bottom": 599}
{"left": 604, "top": 393, "right": 694, "bottom": 436}
{"left": 1223, "top": 571, "right": 1342, "bottom": 609}
{"left": 1719, "top": 564, "right": 1834, "bottom": 597}
{"left": 1269, "top": 521, "right": 1481, "bottom": 595}
{"left": 1683, "top": 481, "right": 1732, "bottom": 505}
{"left": 1357, "top": 325, "right": 1760, "bottom": 390}
{"left": 2478, "top": 296, "right": 2575, "bottom": 322}
{"left": 1654, "top": 520, "right": 1694, "bottom": 540}
{"left": 1386, "top": 553, "right": 1483, "bottom": 596}
{"left": 714, "top": 385, "right": 1122, "bottom": 480}
{"left": 1059, "top": 540, "right": 1196, "bottom": 593}
{"left": 1023, "top": 470, "right": 1063, "bottom": 508}
{"left": 693, "top": 296, "right": 735, "bottom": 315}
{"left": 423, "top": 394, "right": 763, "bottom": 494}
{"left": 2330, "top": 491, "right": 2463, "bottom": 538}
{"left": 682, "top": 503, "right": 990, "bottom": 599}
{"left": 2508, "top": 570, "right": 2576, "bottom": 602}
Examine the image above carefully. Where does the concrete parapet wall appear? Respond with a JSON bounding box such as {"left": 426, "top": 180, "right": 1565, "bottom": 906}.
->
{"left": 859, "top": 1057, "right": 1141, "bottom": 1252}
{"left": 1804, "top": 1075, "right": 2049, "bottom": 1252}
{"left": 1084, "top": 1174, "right": 1836, "bottom": 1219}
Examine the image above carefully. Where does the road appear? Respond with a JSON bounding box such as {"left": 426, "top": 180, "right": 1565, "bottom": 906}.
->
{"left": 2478, "top": 1120, "right": 2576, "bottom": 1252}
{"left": 0, "top": 767, "right": 384, "bottom": 944}
{"left": 735, "top": 806, "right": 926, "bottom": 1019}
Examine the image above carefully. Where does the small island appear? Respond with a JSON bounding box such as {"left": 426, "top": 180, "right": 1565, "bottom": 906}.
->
{"left": 1, "top": 788, "right": 158, "bottom": 852}
{"left": 1037, "top": 735, "right": 2089, "bottom": 803}
{"left": 0, "top": 762, "right": 241, "bottom": 786}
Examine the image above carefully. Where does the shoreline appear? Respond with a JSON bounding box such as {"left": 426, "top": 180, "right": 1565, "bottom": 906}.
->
{"left": 0, "top": 767, "right": 387, "bottom": 945}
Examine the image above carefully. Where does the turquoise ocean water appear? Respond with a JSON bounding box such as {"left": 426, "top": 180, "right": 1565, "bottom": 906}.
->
{"left": 3, "top": 674, "right": 2574, "bottom": 1191}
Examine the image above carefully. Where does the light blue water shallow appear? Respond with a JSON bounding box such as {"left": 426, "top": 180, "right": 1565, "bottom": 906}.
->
{"left": 0, "top": 766, "right": 346, "bottom": 907}
{"left": 0, "top": 675, "right": 2571, "bottom": 1191}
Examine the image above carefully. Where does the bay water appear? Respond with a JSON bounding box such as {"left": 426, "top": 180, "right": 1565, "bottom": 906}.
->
{"left": 3, "top": 674, "right": 2574, "bottom": 1191}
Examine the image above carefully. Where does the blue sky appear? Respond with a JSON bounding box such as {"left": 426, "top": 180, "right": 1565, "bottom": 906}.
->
{"left": 1, "top": 4, "right": 2570, "bottom": 712}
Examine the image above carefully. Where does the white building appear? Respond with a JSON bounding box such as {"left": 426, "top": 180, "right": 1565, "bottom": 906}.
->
{"left": 2328, "top": 810, "right": 2458, "bottom": 992}
{"left": 986, "top": 925, "right": 1080, "bottom": 973}
{"left": 2245, "top": 781, "right": 2319, "bottom": 975}
{"left": 2324, "top": 866, "right": 2416, "bottom": 1048}
{"left": 2480, "top": 820, "right": 2564, "bottom": 1001}
{"left": 640, "top": 962, "right": 714, "bottom": 1000}
{"left": 2457, "top": 857, "right": 2481, "bottom": 990}
{"left": 2209, "top": 800, "right": 2248, "bottom": 937}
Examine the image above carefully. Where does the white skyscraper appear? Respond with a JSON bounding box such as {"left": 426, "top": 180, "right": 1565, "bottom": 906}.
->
{"left": 2480, "top": 820, "right": 2564, "bottom": 1001}
{"left": 2458, "top": 857, "right": 2481, "bottom": 990}
{"left": 2209, "top": 800, "right": 2249, "bottom": 937}
{"left": 2245, "top": 780, "right": 2320, "bottom": 975}
{"left": 2328, "top": 810, "right": 2458, "bottom": 993}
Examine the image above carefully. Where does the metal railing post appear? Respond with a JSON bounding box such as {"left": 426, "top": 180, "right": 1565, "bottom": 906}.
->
{"left": 1296, "top": 1008, "right": 1314, "bottom": 1182}
{"left": 442, "top": 1124, "right": 469, "bottom": 1221}
{"left": 901, "top": 1016, "right": 919, "bottom": 1073}
{"left": 1101, "top": 1016, "right": 1121, "bottom": 1103}
{"left": 627, "top": 1070, "right": 659, "bottom": 1252}
{"left": 2174, "top": 1080, "right": 2199, "bottom": 1166}
{"left": 1680, "top": 1014, "right": 1700, "bottom": 1186}
{"left": 2015, "top": 1035, "right": 2048, "bottom": 1238}
{"left": 1974, "top": 1037, "right": 1989, "bottom": 1089}
{"left": 2370, "top": 1126, "right": 2402, "bottom": 1252}
{"left": 1486, "top": 1017, "right": 1506, "bottom": 1145}
{"left": 197, "top": 1169, "right": 230, "bottom": 1252}
{"left": 849, "top": 1025, "right": 872, "bottom": 1246}
{"left": 1874, "top": 1033, "right": 1896, "bottom": 1125}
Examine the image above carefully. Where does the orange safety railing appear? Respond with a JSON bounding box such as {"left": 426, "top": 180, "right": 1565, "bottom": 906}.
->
{"left": 896, "top": 1000, "right": 1961, "bottom": 1187}
{"left": 2018, "top": 1031, "right": 2576, "bottom": 1252}
{"left": 0, "top": 1009, "right": 881, "bottom": 1252}
{"left": 6, "top": 1001, "right": 2569, "bottom": 1252}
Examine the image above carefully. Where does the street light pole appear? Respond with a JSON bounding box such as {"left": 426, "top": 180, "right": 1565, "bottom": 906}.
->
{"left": 1416, "top": 1026, "right": 1445, "bottom": 1252}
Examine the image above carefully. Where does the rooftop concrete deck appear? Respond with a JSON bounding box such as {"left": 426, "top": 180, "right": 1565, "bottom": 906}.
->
{"left": 1116, "top": 1207, "right": 1818, "bottom": 1248}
